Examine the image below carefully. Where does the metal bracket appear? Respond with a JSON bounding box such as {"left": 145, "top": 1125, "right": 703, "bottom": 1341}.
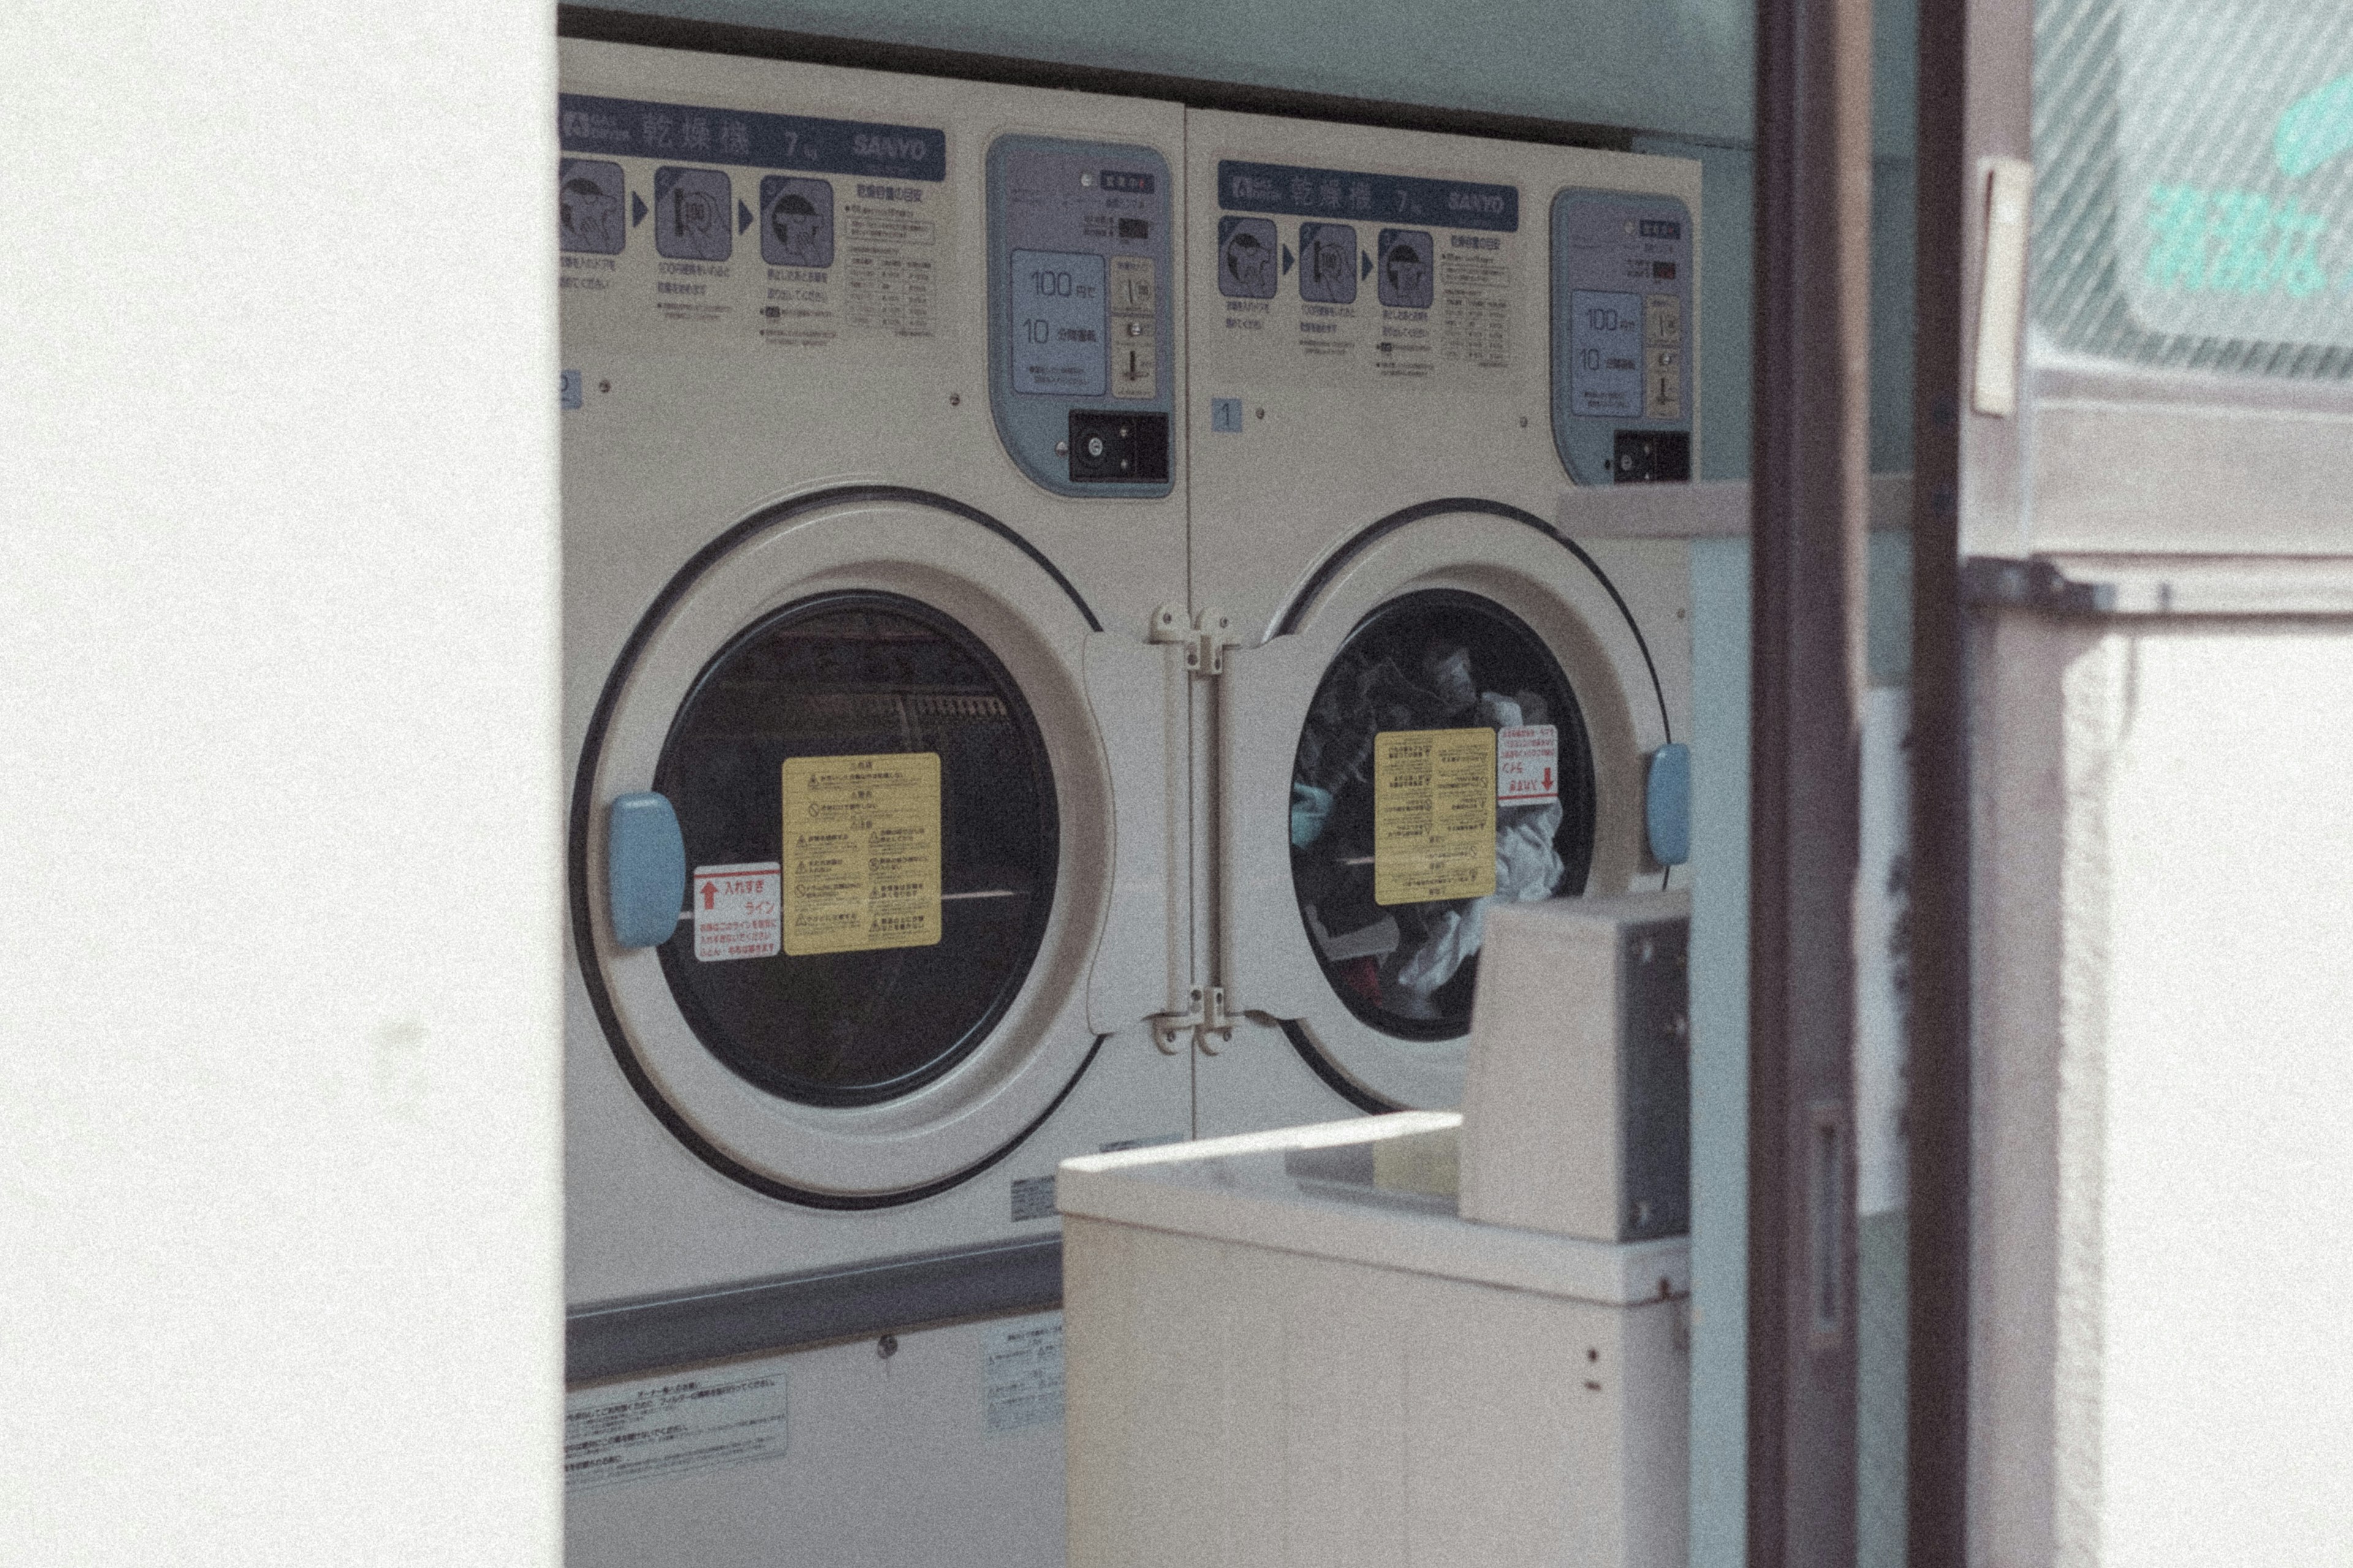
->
{"left": 1972, "top": 157, "right": 2034, "bottom": 419}
{"left": 1963, "top": 555, "right": 2353, "bottom": 618}
{"left": 1961, "top": 556, "right": 2116, "bottom": 615}
{"left": 1152, "top": 985, "right": 1238, "bottom": 1056}
{"left": 1150, "top": 603, "right": 1241, "bottom": 676}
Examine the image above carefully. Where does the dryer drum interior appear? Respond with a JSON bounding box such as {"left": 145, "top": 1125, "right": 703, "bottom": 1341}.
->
{"left": 650, "top": 589, "right": 1061, "bottom": 1108}
{"left": 1287, "top": 588, "right": 1598, "bottom": 1042}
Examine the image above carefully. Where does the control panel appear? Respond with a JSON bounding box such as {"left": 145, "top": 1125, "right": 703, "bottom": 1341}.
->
{"left": 555, "top": 91, "right": 949, "bottom": 351}
{"left": 1551, "top": 190, "right": 1696, "bottom": 485}
{"left": 1204, "top": 157, "right": 1524, "bottom": 394}
{"left": 988, "top": 135, "right": 1176, "bottom": 496}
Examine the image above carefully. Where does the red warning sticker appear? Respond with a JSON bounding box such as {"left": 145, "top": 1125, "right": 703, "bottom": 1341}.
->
{"left": 1497, "top": 724, "right": 1559, "bottom": 803}
{"left": 692, "top": 861, "right": 782, "bottom": 963}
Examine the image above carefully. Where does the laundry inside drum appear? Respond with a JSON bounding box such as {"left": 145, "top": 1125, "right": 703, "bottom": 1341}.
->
{"left": 1288, "top": 588, "right": 1597, "bottom": 1041}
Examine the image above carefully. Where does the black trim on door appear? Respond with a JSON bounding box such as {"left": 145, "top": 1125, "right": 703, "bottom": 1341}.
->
{"left": 1278, "top": 1020, "right": 1398, "bottom": 1115}
{"left": 1267, "top": 496, "right": 1676, "bottom": 1110}
{"left": 1273, "top": 496, "right": 1673, "bottom": 746}
{"left": 568, "top": 485, "right": 1104, "bottom": 1211}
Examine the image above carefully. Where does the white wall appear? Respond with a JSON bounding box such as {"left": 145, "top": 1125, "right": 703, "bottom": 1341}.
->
{"left": 1969, "top": 614, "right": 2353, "bottom": 1568}
{"left": 2089, "top": 627, "right": 2353, "bottom": 1566}
{"left": 0, "top": 4, "right": 564, "bottom": 1562}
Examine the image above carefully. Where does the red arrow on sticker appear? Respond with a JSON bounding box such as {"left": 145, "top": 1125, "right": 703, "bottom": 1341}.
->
{"left": 701, "top": 881, "right": 718, "bottom": 910}
{"left": 1543, "top": 767, "right": 1553, "bottom": 790}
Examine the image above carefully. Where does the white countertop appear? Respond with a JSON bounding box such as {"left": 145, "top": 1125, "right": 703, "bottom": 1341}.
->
{"left": 1058, "top": 1112, "right": 1689, "bottom": 1309}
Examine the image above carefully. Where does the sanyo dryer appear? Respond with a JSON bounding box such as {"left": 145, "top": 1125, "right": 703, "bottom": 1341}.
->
{"left": 558, "top": 39, "right": 1189, "bottom": 1567}
{"left": 1182, "top": 110, "right": 1698, "bottom": 1134}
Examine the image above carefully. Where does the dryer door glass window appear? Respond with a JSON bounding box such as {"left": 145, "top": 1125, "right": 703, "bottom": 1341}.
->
{"left": 651, "top": 592, "right": 1058, "bottom": 1107}
{"left": 1289, "top": 589, "right": 1596, "bottom": 1040}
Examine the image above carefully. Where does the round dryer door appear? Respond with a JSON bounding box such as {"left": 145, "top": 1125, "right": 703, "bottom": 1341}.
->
{"left": 572, "top": 489, "right": 1144, "bottom": 1206}
{"left": 1218, "top": 501, "right": 1673, "bottom": 1112}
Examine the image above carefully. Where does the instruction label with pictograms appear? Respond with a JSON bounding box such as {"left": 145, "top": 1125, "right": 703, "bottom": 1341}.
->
{"left": 1373, "top": 728, "right": 1498, "bottom": 906}
{"left": 780, "top": 752, "right": 942, "bottom": 955}
{"left": 691, "top": 861, "right": 781, "bottom": 963}
{"left": 1497, "top": 724, "right": 1560, "bottom": 803}
{"left": 1208, "top": 158, "right": 1523, "bottom": 392}
{"left": 555, "top": 93, "right": 949, "bottom": 354}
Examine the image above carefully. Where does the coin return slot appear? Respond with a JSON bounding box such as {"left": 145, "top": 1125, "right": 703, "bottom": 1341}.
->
{"left": 1067, "top": 410, "right": 1171, "bottom": 483}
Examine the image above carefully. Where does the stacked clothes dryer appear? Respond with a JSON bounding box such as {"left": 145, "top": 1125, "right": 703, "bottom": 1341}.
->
{"left": 558, "top": 39, "right": 1191, "bottom": 1568}
{"left": 1182, "top": 112, "right": 1700, "bottom": 1131}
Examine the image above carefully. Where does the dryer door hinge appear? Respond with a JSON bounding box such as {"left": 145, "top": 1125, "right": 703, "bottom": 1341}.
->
{"left": 1152, "top": 985, "right": 1239, "bottom": 1055}
{"left": 1148, "top": 604, "right": 1243, "bottom": 1055}
{"left": 1150, "top": 603, "right": 1241, "bottom": 677}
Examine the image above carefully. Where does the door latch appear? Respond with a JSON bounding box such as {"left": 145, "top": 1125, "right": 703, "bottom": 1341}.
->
{"left": 1152, "top": 985, "right": 1239, "bottom": 1055}
{"left": 1150, "top": 603, "right": 1240, "bottom": 676}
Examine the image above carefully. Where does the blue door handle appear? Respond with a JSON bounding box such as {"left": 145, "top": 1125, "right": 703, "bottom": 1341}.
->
{"left": 608, "top": 792, "right": 686, "bottom": 948}
{"left": 1646, "top": 744, "right": 1691, "bottom": 867}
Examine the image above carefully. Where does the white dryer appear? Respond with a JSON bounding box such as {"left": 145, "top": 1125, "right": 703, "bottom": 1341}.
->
{"left": 1182, "top": 111, "right": 1700, "bottom": 1135}
{"left": 558, "top": 39, "right": 1189, "bottom": 1567}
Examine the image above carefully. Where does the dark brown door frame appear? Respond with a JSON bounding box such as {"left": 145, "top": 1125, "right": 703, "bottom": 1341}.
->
{"left": 1903, "top": 0, "right": 1987, "bottom": 1561}
{"left": 1746, "top": 0, "right": 1873, "bottom": 1562}
{"left": 1908, "top": 0, "right": 2037, "bottom": 1556}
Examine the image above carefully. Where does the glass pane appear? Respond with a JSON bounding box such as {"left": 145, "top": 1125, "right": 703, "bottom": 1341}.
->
{"left": 651, "top": 591, "right": 1058, "bottom": 1107}
{"left": 1287, "top": 588, "right": 1595, "bottom": 1040}
{"left": 2036, "top": 0, "right": 2353, "bottom": 376}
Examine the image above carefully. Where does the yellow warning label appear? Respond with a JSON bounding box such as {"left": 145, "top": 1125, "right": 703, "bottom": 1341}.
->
{"left": 1373, "top": 728, "right": 1497, "bottom": 907}
{"left": 779, "top": 752, "right": 942, "bottom": 956}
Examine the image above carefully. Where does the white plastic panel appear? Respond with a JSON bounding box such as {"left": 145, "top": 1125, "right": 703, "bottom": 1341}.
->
{"left": 1062, "top": 1118, "right": 1691, "bottom": 1568}
{"left": 1083, "top": 630, "right": 1190, "bottom": 1030}
{"left": 1218, "top": 632, "right": 1330, "bottom": 1024}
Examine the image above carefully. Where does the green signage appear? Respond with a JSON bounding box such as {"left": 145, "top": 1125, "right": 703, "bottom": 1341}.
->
{"left": 2275, "top": 74, "right": 2353, "bottom": 181}
{"left": 2113, "top": 2, "right": 2353, "bottom": 347}
{"left": 2144, "top": 187, "right": 2328, "bottom": 298}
